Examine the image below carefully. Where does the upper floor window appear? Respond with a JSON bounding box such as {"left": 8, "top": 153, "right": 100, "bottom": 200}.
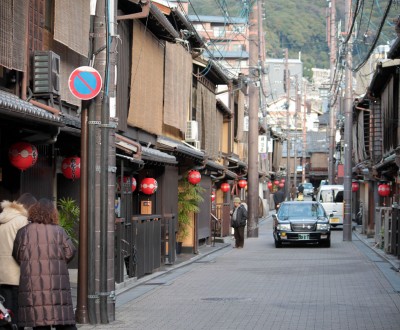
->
{"left": 213, "top": 26, "right": 226, "bottom": 38}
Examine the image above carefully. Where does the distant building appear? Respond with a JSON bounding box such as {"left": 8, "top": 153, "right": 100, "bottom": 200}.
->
{"left": 265, "top": 57, "right": 303, "bottom": 103}
{"left": 187, "top": 15, "right": 249, "bottom": 78}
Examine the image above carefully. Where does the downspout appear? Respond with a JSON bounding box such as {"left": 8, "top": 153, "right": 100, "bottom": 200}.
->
{"left": 21, "top": 6, "right": 29, "bottom": 100}
{"left": 29, "top": 99, "right": 61, "bottom": 115}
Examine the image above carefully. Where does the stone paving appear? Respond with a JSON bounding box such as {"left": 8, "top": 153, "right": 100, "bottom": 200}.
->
{"left": 74, "top": 216, "right": 400, "bottom": 330}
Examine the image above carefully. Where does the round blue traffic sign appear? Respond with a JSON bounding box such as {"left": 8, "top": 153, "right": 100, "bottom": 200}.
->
{"left": 68, "top": 66, "right": 103, "bottom": 100}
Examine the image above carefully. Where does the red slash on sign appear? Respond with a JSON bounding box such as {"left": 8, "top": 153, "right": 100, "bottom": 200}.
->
{"left": 68, "top": 66, "right": 103, "bottom": 100}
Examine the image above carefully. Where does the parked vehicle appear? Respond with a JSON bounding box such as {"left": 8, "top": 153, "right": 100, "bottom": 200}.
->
{"left": 303, "top": 183, "right": 314, "bottom": 196}
{"left": 316, "top": 185, "right": 344, "bottom": 227}
{"left": 272, "top": 201, "right": 331, "bottom": 248}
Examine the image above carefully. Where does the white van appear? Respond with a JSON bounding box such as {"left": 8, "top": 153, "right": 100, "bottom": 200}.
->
{"left": 316, "top": 185, "right": 344, "bottom": 226}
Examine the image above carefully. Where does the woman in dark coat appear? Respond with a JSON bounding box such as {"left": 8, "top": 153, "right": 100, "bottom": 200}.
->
{"left": 12, "top": 198, "right": 76, "bottom": 330}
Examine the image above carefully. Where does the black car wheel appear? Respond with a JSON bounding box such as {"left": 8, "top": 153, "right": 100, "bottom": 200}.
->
{"left": 274, "top": 239, "right": 282, "bottom": 248}
{"left": 321, "top": 239, "right": 331, "bottom": 247}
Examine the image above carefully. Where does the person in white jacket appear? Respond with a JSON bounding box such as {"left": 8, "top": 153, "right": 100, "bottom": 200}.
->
{"left": 0, "top": 193, "right": 37, "bottom": 329}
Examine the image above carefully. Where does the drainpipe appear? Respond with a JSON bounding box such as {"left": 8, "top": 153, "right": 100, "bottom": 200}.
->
{"left": 29, "top": 100, "right": 61, "bottom": 116}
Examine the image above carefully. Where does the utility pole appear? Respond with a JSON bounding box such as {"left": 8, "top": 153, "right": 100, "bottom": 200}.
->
{"left": 343, "top": 0, "right": 353, "bottom": 241}
{"left": 328, "top": 0, "right": 337, "bottom": 184}
{"left": 85, "top": 0, "right": 117, "bottom": 323}
{"left": 293, "top": 75, "right": 299, "bottom": 188}
{"left": 284, "top": 48, "right": 291, "bottom": 198}
{"left": 247, "top": 0, "right": 260, "bottom": 237}
{"left": 301, "top": 82, "right": 307, "bottom": 184}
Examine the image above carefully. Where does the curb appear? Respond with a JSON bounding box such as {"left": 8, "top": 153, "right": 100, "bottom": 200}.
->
{"left": 353, "top": 228, "right": 400, "bottom": 272}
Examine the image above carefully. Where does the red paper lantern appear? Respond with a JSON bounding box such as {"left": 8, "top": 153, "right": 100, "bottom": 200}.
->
{"left": 140, "top": 178, "right": 158, "bottom": 195}
{"left": 9, "top": 142, "right": 38, "bottom": 171}
{"left": 280, "top": 178, "right": 285, "bottom": 184}
{"left": 220, "top": 182, "right": 230, "bottom": 193}
{"left": 378, "top": 184, "right": 390, "bottom": 197}
{"left": 279, "top": 182, "right": 285, "bottom": 188}
{"left": 352, "top": 182, "right": 359, "bottom": 192}
{"left": 62, "top": 156, "right": 81, "bottom": 180}
{"left": 211, "top": 192, "right": 216, "bottom": 202}
{"left": 188, "top": 170, "right": 201, "bottom": 185}
{"left": 274, "top": 180, "right": 279, "bottom": 186}
{"left": 267, "top": 182, "right": 273, "bottom": 190}
{"left": 238, "top": 179, "right": 247, "bottom": 189}
{"left": 116, "top": 176, "right": 137, "bottom": 192}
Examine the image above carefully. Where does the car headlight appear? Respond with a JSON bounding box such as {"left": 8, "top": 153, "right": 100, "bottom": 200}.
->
{"left": 277, "top": 223, "right": 291, "bottom": 231}
{"left": 317, "top": 223, "right": 330, "bottom": 230}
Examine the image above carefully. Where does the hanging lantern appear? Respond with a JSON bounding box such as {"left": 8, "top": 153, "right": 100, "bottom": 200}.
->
{"left": 267, "top": 182, "right": 273, "bottom": 190}
{"left": 140, "top": 178, "right": 158, "bottom": 195}
{"left": 352, "top": 182, "right": 359, "bottom": 192}
{"left": 279, "top": 182, "right": 285, "bottom": 188}
{"left": 211, "top": 192, "right": 216, "bottom": 202}
{"left": 9, "top": 142, "right": 38, "bottom": 171}
{"left": 274, "top": 180, "right": 280, "bottom": 186}
{"left": 378, "top": 184, "right": 390, "bottom": 197}
{"left": 188, "top": 170, "right": 201, "bottom": 185}
{"left": 238, "top": 179, "right": 247, "bottom": 189}
{"left": 116, "top": 176, "right": 137, "bottom": 192}
{"left": 61, "top": 156, "right": 81, "bottom": 180}
{"left": 220, "top": 182, "right": 230, "bottom": 193}
{"left": 280, "top": 178, "right": 285, "bottom": 184}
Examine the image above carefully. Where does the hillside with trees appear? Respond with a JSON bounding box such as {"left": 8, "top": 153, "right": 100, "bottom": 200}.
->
{"left": 188, "top": 0, "right": 347, "bottom": 78}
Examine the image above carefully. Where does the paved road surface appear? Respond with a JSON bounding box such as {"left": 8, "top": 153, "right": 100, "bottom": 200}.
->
{"left": 77, "top": 217, "right": 400, "bottom": 330}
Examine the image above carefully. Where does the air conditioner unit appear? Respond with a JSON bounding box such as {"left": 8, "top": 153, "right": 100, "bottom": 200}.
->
{"left": 32, "top": 51, "right": 60, "bottom": 95}
{"left": 185, "top": 120, "right": 198, "bottom": 142}
{"left": 194, "top": 140, "right": 201, "bottom": 150}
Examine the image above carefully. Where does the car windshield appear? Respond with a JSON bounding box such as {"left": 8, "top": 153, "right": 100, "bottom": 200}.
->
{"left": 303, "top": 183, "right": 313, "bottom": 189}
{"left": 278, "top": 203, "right": 325, "bottom": 219}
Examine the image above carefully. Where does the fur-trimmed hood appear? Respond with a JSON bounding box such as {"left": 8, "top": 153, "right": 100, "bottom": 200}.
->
{"left": 0, "top": 200, "right": 28, "bottom": 224}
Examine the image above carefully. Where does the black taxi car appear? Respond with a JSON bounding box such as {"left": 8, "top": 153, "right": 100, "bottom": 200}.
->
{"left": 272, "top": 201, "right": 331, "bottom": 248}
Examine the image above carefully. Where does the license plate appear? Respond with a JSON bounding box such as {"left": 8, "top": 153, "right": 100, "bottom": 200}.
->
{"left": 330, "top": 218, "right": 339, "bottom": 223}
{"left": 298, "top": 234, "right": 309, "bottom": 240}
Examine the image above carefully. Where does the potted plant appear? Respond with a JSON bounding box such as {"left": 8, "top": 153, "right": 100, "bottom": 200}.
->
{"left": 177, "top": 176, "right": 204, "bottom": 253}
{"left": 58, "top": 197, "right": 80, "bottom": 246}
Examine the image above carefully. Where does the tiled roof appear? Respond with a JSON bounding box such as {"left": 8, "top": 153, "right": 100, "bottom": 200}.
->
{"left": 0, "top": 90, "right": 63, "bottom": 126}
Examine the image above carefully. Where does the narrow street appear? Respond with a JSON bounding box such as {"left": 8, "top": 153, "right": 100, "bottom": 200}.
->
{"left": 78, "top": 216, "right": 400, "bottom": 330}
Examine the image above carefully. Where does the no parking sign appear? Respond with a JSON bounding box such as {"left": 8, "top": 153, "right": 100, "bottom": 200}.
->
{"left": 68, "top": 66, "right": 102, "bottom": 100}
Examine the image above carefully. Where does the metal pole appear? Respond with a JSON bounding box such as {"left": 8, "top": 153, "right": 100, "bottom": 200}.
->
{"left": 285, "top": 48, "right": 291, "bottom": 198}
{"left": 247, "top": 0, "right": 259, "bottom": 237}
{"left": 76, "top": 103, "right": 89, "bottom": 324}
{"left": 302, "top": 82, "right": 307, "bottom": 184}
{"left": 328, "top": 0, "right": 337, "bottom": 184}
{"left": 343, "top": 0, "right": 353, "bottom": 241}
{"left": 293, "top": 77, "right": 299, "bottom": 189}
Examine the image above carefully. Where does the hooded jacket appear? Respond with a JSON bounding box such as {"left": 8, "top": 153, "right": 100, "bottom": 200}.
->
{"left": 12, "top": 223, "right": 76, "bottom": 327}
{"left": 0, "top": 201, "right": 29, "bottom": 286}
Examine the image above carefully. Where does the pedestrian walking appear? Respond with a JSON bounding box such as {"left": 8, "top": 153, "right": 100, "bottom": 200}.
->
{"left": 12, "top": 198, "right": 77, "bottom": 330}
{"left": 273, "top": 186, "right": 285, "bottom": 211}
{"left": 298, "top": 183, "right": 304, "bottom": 195}
{"left": 0, "top": 192, "right": 37, "bottom": 330}
{"left": 289, "top": 184, "right": 297, "bottom": 201}
{"left": 230, "top": 197, "right": 247, "bottom": 248}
